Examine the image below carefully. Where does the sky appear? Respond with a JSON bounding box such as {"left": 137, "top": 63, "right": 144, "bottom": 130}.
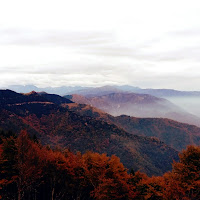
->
{"left": 0, "top": 0, "right": 200, "bottom": 90}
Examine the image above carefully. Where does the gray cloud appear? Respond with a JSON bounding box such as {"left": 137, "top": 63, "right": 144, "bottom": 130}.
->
{"left": 0, "top": 28, "right": 114, "bottom": 46}
{"left": 1, "top": 26, "right": 200, "bottom": 90}
{"left": 154, "top": 46, "right": 200, "bottom": 62}
{"left": 2, "top": 27, "right": 200, "bottom": 64}
{"left": 0, "top": 28, "right": 172, "bottom": 62}
{"left": 169, "top": 28, "right": 200, "bottom": 37}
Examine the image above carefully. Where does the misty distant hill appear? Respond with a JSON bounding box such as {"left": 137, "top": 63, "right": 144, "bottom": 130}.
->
{"left": 64, "top": 85, "right": 200, "bottom": 120}
{"left": 2, "top": 85, "right": 89, "bottom": 96}
{"left": 4, "top": 84, "right": 200, "bottom": 97}
{"left": 67, "top": 85, "right": 125, "bottom": 97}
{"left": 64, "top": 85, "right": 200, "bottom": 97}
{"left": 116, "top": 86, "right": 200, "bottom": 97}
{"left": 66, "top": 92, "right": 200, "bottom": 127}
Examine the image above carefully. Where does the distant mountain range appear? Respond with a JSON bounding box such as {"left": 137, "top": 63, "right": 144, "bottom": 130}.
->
{"left": 115, "top": 85, "right": 200, "bottom": 97}
{"left": 2, "top": 84, "right": 200, "bottom": 126}
{"left": 0, "top": 89, "right": 180, "bottom": 176}
{"left": 3, "top": 84, "right": 200, "bottom": 97}
{"left": 1, "top": 85, "right": 89, "bottom": 96}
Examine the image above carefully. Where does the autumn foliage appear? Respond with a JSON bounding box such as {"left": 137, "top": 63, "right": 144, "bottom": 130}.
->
{"left": 0, "top": 130, "right": 200, "bottom": 200}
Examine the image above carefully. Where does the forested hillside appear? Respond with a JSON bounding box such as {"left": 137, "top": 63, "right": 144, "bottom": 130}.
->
{"left": 0, "top": 130, "right": 199, "bottom": 200}
{"left": 0, "top": 90, "right": 178, "bottom": 176}
{"left": 65, "top": 103, "right": 200, "bottom": 151}
{"left": 0, "top": 90, "right": 200, "bottom": 199}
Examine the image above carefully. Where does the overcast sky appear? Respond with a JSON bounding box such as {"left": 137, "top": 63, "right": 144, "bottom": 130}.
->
{"left": 0, "top": 0, "right": 200, "bottom": 90}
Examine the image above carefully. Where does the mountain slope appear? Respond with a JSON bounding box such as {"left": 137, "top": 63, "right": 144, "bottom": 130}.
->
{"left": 66, "top": 93, "right": 200, "bottom": 127}
{"left": 112, "top": 115, "right": 200, "bottom": 152}
{"left": 0, "top": 90, "right": 178, "bottom": 176}
{"left": 65, "top": 103, "right": 200, "bottom": 151}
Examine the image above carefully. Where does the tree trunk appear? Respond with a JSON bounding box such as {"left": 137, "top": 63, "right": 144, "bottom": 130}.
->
{"left": 18, "top": 191, "right": 21, "bottom": 200}
{"left": 18, "top": 177, "right": 22, "bottom": 200}
{"left": 52, "top": 187, "right": 55, "bottom": 200}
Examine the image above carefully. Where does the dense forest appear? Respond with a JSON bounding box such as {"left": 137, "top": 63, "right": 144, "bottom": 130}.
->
{"left": 0, "top": 130, "right": 200, "bottom": 200}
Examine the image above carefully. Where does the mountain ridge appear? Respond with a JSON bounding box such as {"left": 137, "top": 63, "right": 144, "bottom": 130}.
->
{"left": 0, "top": 89, "right": 179, "bottom": 176}
{"left": 67, "top": 92, "right": 200, "bottom": 127}
{"left": 5, "top": 84, "right": 200, "bottom": 97}
{"left": 65, "top": 102, "right": 200, "bottom": 151}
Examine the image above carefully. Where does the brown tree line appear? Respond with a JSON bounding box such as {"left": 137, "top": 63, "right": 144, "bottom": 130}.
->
{"left": 0, "top": 130, "right": 200, "bottom": 200}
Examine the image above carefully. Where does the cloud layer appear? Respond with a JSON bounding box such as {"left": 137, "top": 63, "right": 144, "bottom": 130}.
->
{"left": 0, "top": 0, "right": 200, "bottom": 90}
